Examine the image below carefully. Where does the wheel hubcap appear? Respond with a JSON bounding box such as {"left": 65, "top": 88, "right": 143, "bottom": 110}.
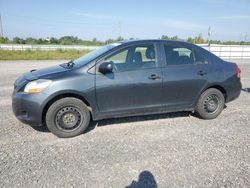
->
{"left": 204, "top": 94, "right": 220, "bottom": 114}
{"left": 56, "top": 107, "right": 82, "bottom": 131}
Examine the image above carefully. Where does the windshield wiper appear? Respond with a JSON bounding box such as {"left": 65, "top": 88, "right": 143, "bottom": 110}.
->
{"left": 60, "top": 60, "right": 76, "bottom": 69}
{"left": 66, "top": 60, "right": 75, "bottom": 68}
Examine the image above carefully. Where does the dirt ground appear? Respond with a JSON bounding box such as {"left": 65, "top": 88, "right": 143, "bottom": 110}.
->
{"left": 0, "top": 60, "right": 249, "bottom": 187}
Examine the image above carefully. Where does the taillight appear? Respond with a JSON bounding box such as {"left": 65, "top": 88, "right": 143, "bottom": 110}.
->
{"left": 235, "top": 66, "right": 241, "bottom": 79}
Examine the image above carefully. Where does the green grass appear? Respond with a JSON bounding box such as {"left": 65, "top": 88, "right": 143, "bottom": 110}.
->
{"left": 0, "top": 49, "right": 92, "bottom": 60}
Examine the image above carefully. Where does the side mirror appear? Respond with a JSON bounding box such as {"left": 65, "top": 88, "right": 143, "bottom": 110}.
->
{"left": 99, "top": 62, "right": 113, "bottom": 74}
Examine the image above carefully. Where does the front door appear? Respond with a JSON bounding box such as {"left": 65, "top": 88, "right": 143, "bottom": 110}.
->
{"left": 95, "top": 43, "right": 163, "bottom": 116}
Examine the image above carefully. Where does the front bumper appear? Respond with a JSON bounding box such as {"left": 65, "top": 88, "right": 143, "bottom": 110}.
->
{"left": 12, "top": 92, "right": 49, "bottom": 126}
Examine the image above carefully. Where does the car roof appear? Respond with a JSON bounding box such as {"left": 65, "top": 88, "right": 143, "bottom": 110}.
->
{"left": 119, "top": 39, "right": 192, "bottom": 46}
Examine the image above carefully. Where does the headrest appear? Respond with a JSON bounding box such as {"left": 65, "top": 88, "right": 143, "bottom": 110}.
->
{"left": 133, "top": 52, "right": 142, "bottom": 63}
{"left": 146, "top": 47, "right": 155, "bottom": 59}
{"left": 171, "top": 51, "right": 179, "bottom": 58}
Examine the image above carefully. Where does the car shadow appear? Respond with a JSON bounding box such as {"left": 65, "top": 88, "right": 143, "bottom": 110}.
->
{"left": 31, "top": 111, "right": 191, "bottom": 134}
{"left": 31, "top": 125, "right": 50, "bottom": 132}
{"left": 86, "top": 111, "right": 191, "bottom": 133}
{"left": 242, "top": 88, "right": 250, "bottom": 93}
{"left": 126, "top": 170, "right": 158, "bottom": 188}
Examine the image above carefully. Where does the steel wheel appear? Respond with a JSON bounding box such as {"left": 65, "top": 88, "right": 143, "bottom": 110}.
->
{"left": 203, "top": 94, "right": 221, "bottom": 114}
{"left": 55, "top": 106, "right": 82, "bottom": 131}
{"left": 46, "top": 97, "right": 90, "bottom": 138}
{"left": 195, "top": 88, "right": 225, "bottom": 119}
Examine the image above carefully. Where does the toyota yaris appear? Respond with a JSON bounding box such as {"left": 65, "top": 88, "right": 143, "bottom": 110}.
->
{"left": 12, "top": 40, "right": 242, "bottom": 137}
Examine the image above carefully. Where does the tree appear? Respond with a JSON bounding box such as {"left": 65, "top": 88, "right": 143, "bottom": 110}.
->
{"left": 170, "top": 35, "right": 180, "bottom": 41}
{"left": 13, "top": 37, "right": 25, "bottom": 44}
{"left": 161, "top": 35, "right": 182, "bottom": 41}
{"left": 3, "top": 35, "right": 249, "bottom": 46}
{"left": 59, "top": 36, "right": 82, "bottom": 45}
{"left": 209, "top": 39, "right": 221, "bottom": 44}
{"left": 0, "top": 37, "right": 8, "bottom": 44}
{"left": 37, "top": 38, "right": 45, "bottom": 44}
{"left": 116, "top": 36, "right": 124, "bottom": 41}
{"left": 105, "top": 38, "right": 115, "bottom": 44}
{"left": 161, "top": 35, "right": 169, "bottom": 40}
{"left": 25, "top": 37, "right": 37, "bottom": 44}
{"left": 187, "top": 37, "right": 194, "bottom": 44}
{"left": 194, "top": 34, "right": 205, "bottom": 44}
{"left": 48, "top": 37, "right": 58, "bottom": 44}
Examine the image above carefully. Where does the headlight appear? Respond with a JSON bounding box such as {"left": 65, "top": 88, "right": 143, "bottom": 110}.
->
{"left": 24, "top": 79, "right": 52, "bottom": 93}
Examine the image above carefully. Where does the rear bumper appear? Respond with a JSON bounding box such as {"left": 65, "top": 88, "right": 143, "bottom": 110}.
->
{"left": 12, "top": 92, "right": 48, "bottom": 126}
{"left": 225, "top": 80, "right": 242, "bottom": 103}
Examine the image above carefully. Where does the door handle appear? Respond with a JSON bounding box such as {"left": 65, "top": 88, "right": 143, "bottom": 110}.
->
{"left": 197, "top": 70, "right": 207, "bottom": 76}
{"left": 148, "top": 74, "right": 161, "bottom": 80}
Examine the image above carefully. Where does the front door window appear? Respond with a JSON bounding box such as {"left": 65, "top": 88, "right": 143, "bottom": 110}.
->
{"left": 105, "top": 44, "right": 157, "bottom": 72}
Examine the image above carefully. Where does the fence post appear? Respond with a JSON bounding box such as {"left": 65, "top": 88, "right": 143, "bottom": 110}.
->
{"left": 241, "top": 46, "right": 244, "bottom": 60}
{"left": 219, "top": 46, "right": 222, "bottom": 58}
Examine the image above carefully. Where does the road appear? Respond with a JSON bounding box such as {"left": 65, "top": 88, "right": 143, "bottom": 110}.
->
{"left": 0, "top": 60, "right": 250, "bottom": 187}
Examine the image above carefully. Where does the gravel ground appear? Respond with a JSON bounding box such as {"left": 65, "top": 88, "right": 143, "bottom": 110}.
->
{"left": 0, "top": 60, "right": 250, "bottom": 188}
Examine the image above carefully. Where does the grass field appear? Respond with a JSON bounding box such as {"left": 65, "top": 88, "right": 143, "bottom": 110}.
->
{"left": 0, "top": 50, "right": 91, "bottom": 60}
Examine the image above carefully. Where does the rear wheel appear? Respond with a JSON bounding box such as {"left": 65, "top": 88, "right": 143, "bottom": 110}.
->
{"left": 195, "top": 88, "right": 225, "bottom": 119}
{"left": 46, "top": 97, "right": 90, "bottom": 138}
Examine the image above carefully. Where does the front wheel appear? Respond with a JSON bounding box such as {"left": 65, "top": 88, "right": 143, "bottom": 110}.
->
{"left": 195, "top": 88, "right": 225, "bottom": 119}
{"left": 46, "top": 97, "right": 90, "bottom": 138}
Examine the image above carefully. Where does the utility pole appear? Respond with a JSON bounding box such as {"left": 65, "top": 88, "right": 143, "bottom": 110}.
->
{"left": 208, "top": 26, "right": 211, "bottom": 51}
{"left": 0, "top": 14, "right": 3, "bottom": 37}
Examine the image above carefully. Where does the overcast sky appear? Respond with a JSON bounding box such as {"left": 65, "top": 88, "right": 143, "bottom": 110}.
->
{"left": 0, "top": 0, "right": 250, "bottom": 41}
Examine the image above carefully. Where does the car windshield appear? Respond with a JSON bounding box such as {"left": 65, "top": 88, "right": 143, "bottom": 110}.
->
{"left": 73, "top": 43, "right": 122, "bottom": 66}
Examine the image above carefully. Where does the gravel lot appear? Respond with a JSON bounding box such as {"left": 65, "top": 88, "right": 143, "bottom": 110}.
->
{"left": 0, "top": 60, "right": 250, "bottom": 187}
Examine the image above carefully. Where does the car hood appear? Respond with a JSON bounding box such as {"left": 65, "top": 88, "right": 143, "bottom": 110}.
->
{"left": 23, "top": 65, "right": 70, "bottom": 80}
{"left": 14, "top": 65, "right": 71, "bottom": 88}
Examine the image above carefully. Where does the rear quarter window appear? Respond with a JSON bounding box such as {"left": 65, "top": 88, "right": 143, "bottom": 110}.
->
{"left": 194, "top": 48, "right": 207, "bottom": 64}
{"left": 194, "top": 46, "right": 222, "bottom": 64}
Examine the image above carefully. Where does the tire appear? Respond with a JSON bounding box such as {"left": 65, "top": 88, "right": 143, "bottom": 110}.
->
{"left": 45, "top": 97, "right": 90, "bottom": 138}
{"left": 195, "top": 88, "right": 225, "bottom": 119}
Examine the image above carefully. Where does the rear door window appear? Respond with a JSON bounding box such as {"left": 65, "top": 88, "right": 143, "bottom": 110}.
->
{"left": 164, "top": 44, "right": 195, "bottom": 65}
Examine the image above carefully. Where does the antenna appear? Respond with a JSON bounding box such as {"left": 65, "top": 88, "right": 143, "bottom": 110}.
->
{"left": 0, "top": 14, "right": 3, "bottom": 37}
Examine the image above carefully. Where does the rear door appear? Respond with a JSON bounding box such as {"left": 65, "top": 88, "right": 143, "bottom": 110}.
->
{"left": 161, "top": 42, "right": 209, "bottom": 109}
{"left": 95, "top": 42, "right": 163, "bottom": 116}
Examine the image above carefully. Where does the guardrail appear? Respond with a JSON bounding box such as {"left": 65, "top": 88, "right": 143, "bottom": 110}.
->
{"left": 1, "top": 44, "right": 250, "bottom": 59}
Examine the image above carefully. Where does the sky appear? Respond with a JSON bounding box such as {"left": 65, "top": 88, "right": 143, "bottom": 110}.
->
{"left": 0, "top": 0, "right": 250, "bottom": 41}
